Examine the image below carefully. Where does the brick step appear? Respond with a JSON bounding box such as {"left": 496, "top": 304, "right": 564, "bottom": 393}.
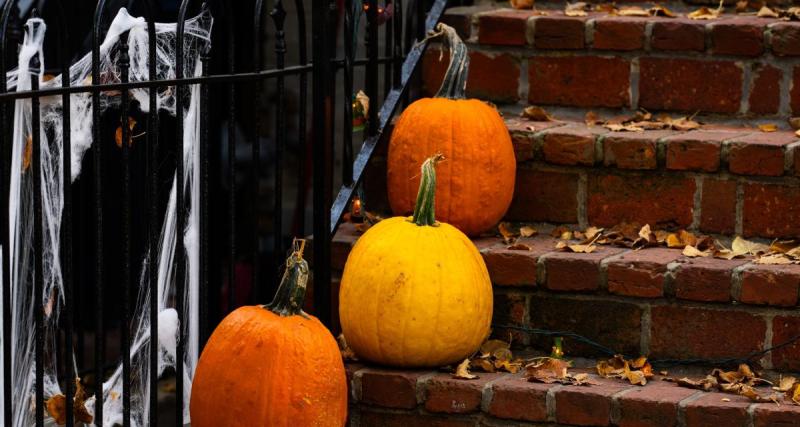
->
{"left": 365, "top": 115, "right": 800, "bottom": 239}
{"left": 345, "top": 362, "right": 800, "bottom": 427}
{"left": 330, "top": 223, "right": 800, "bottom": 371}
{"left": 429, "top": 4, "right": 800, "bottom": 118}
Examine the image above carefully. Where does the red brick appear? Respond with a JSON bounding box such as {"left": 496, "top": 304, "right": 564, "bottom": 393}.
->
{"left": 700, "top": 178, "right": 737, "bottom": 235}
{"left": 740, "top": 264, "right": 800, "bottom": 307}
{"left": 770, "top": 22, "right": 800, "bottom": 56}
{"left": 331, "top": 223, "right": 359, "bottom": 270}
{"left": 422, "top": 49, "right": 520, "bottom": 102}
{"left": 616, "top": 380, "right": 698, "bottom": 427}
{"left": 488, "top": 376, "right": 552, "bottom": 422}
{"left": 587, "top": 174, "right": 696, "bottom": 228}
{"left": 593, "top": 17, "right": 645, "bottom": 51}
{"left": 743, "top": 183, "right": 800, "bottom": 238}
{"left": 505, "top": 169, "right": 579, "bottom": 223}
{"left": 772, "top": 315, "right": 800, "bottom": 371}
{"left": 607, "top": 248, "right": 682, "bottom": 298}
{"left": 728, "top": 131, "right": 795, "bottom": 177}
{"left": 710, "top": 20, "right": 765, "bottom": 56}
{"left": 545, "top": 246, "right": 626, "bottom": 292}
{"left": 441, "top": 5, "right": 490, "bottom": 40}
{"left": 555, "top": 380, "right": 629, "bottom": 426}
{"left": 506, "top": 117, "right": 563, "bottom": 162}
{"left": 639, "top": 58, "right": 742, "bottom": 113}
{"left": 533, "top": 15, "right": 585, "bottom": 50}
{"left": 664, "top": 131, "right": 739, "bottom": 172}
{"left": 651, "top": 19, "right": 705, "bottom": 52}
{"left": 477, "top": 9, "right": 532, "bottom": 46}
{"left": 482, "top": 237, "right": 554, "bottom": 286}
{"left": 358, "top": 409, "right": 477, "bottom": 427}
{"left": 529, "top": 56, "right": 630, "bottom": 108}
{"left": 424, "top": 373, "right": 504, "bottom": 414}
{"left": 346, "top": 363, "right": 366, "bottom": 404}
{"left": 674, "top": 257, "right": 748, "bottom": 302}
{"left": 493, "top": 293, "right": 528, "bottom": 345}
{"left": 792, "top": 66, "right": 800, "bottom": 114}
{"left": 684, "top": 392, "right": 751, "bottom": 427}
{"left": 529, "top": 295, "right": 643, "bottom": 356}
{"left": 603, "top": 130, "right": 674, "bottom": 170}
{"left": 753, "top": 403, "right": 800, "bottom": 427}
{"left": 650, "top": 306, "right": 766, "bottom": 360}
{"left": 542, "top": 124, "right": 601, "bottom": 166}
{"left": 360, "top": 369, "right": 429, "bottom": 409}
{"left": 749, "top": 65, "right": 782, "bottom": 114}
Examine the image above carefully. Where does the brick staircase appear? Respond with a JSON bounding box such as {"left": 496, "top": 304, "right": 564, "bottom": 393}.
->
{"left": 337, "top": 2, "right": 800, "bottom": 425}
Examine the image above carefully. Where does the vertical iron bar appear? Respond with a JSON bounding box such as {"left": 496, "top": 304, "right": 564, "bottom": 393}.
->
{"left": 0, "top": 1, "right": 15, "bottom": 424}
{"left": 31, "top": 48, "right": 44, "bottom": 427}
{"left": 384, "top": 0, "right": 393, "bottom": 97}
{"left": 312, "top": 0, "right": 334, "bottom": 326}
{"left": 55, "top": 1, "right": 75, "bottom": 424}
{"left": 271, "top": 1, "right": 287, "bottom": 286}
{"left": 365, "top": 0, "right": 378, "bottom": 137}
{"left": 225, "top": 5, "right": 236, "bottom": 313}
{"left": 141, "top": 0, "right": 159, "bottom": 424}
{"left": 293, "top": 0, "right": 307, "bottom": 238}
{"left": 91, "top": 1, "right": 108, "bottom": 423}
{"left": 393, "top": 0, "right": 403, "bottom": 88}
{"left": 176, "top": 1, "right": 191, "bottom": 424}
{"left": 199, "top": 43, "right": 210, "bottom": 348}
{"left": 252, "top": 0, "right": 263, "bottom": 302}
{"left": 342, "top": 0, "right": 353, "bottom": 186}
{"left": 118, "top": 30, "right": 132, "bottom": 427}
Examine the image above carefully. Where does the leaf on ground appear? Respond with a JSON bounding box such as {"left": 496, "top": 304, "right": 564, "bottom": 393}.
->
{"left": 596, "top": 355, "right": 653, "bottom": 386}
{"left": 471, "top": 338, "right": 523, "bottom": 374}
{"left": 585, "top": 111, "right": 601, "bottom": 126}
{"left": 755, "top": 253, "right": 794, "bottom": 265}
{"left": 510, "top": 0, "right": 535, "bottom": 9}
{"left": 499, "top": 222, "right": 519, "bottom": 244}
{"left": 662, "top": 115, "right": 701, "bottom": 131}
{"left": 759, "top": 123, "right": 778, "bottom": 132}
{"left": 604, "top": 123, "right": 645, "bottom": 132}
{"left": 565, "top": 2, "right": 589, "bottom": 16}
{"left": 453, "top": 358, "right": 479, "bottom": 380}
{"left": 337, "top": 334, "right": 359, "bottom": 362}
{"left": 731, "top": 236, "right": 769, "bottom": 256}
{"left": 649, "top": 5, "right": 676, "bottom": 17}
{"left": 525, "top": 357, "right": 572, "bottom": 384}
{"left": 689, "top": 0, "right": 725, "bottom": 20}
{"left": 757, "top": 5, "right": 779, "bottom": 17}
{"left": 556, "top": 241, "right": 597, "bottom": 253}
{"left": 789, "top": 117, "right": 800, "bottom": 130}
{"left": 507, "top": 242, "right": 532, "bottom": 251}
{"left": 520, "top": 225, "right": 537, "bottom": 237}
{"left": 471, "top": 357, "right": 495, "bottom": 373}
{"left": 551, "top": 226, "right": 573, "bottom": 240}
{"left": 521, "top": 105, "right": 554, "bottom": 121}
{"left": 683, "top": 245, "right": 712, "bottom": 257}
{"left": 770, "top": 240, "right": 800, "bottom": 254}
{"left": 617, "top": 6, "right": 649, "bottom": 16}
{"left": 773, "top": 376, "right": 798, "bottom": 392}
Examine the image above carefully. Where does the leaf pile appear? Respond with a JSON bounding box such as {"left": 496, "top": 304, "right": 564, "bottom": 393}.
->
{"left": 45, "top": 378, "right": 93, "bottom": 425}
{"left": 562, "top": 2, "right": 677, "bottom": 18}
{"left": 468, "top": 339, "right": 525, "bottom": 374}
{"left": 665, "top": 364, "right": 785, "bottom": 404}
{"left": 525, "top": 357, "right": 596, "bottom": 386}
{"left": 753, "top": 5, "right": 800, "bottom": 20}
{"left": 598, "top": 110, "right": 701, "bottom": 133}
{"left": 596, "top": 355, "right": 654, "bottom": 386}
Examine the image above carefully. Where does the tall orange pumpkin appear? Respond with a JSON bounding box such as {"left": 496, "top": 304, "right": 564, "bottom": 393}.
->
{"left": 388, "top": 23, "right": 516, "bottom": 237}
{"left": 190, "top": 240, "right": 347, "bottom": 427}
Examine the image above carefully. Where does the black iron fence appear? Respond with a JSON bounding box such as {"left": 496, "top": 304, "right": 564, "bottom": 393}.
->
{"left": 0, "top": 0, "right": 448, "bottom": 425}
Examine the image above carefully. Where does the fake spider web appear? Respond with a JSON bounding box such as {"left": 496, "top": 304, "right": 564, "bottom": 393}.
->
{"left": 2, "top": 7, "right": 212, "bottom": 426}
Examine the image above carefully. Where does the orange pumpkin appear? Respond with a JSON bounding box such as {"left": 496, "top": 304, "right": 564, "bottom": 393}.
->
{"left": 387, "top": 23, "right": 516, "bottom": 237}
{"left": 190, "top": 240, "right": 347, "bottom": 427}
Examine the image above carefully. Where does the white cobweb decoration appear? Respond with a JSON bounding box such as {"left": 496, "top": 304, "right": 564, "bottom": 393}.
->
{"left": 1, "top": 7, "right": 212, "bottom": 426}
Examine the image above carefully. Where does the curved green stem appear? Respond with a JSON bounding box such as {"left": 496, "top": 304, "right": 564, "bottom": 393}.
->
{"left": 411, "top": 154, "right": 444, "bottom": 227}
{"left": 433, "top": 23, "right": 469, "bottom": 99}
{"left": 265, "top": 239, "right": 310, "bottom": 317}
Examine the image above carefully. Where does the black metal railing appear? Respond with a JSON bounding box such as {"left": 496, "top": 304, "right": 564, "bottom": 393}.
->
{"left": 0, "top": 0, "right": 447, "bottom": 425}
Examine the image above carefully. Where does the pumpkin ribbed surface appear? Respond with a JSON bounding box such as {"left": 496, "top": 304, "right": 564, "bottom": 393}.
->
{"left": 339, "top": 216, "right": 493, "bottom": 367}
{"left": 190, "top": 306, "right": 347, "bottom": 427}
{"left": 387, "top": 97, "right": 516, "bottom": 237}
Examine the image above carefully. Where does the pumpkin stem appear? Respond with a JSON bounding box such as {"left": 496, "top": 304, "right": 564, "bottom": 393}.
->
{"left": 411, "top": 154, "right": 444, "bottom": 227}
{"left": 265, "top": 238, "right": 310, "bottom": 318}
{"left": 433, "top": 23, "right": 469, "bottom": 99}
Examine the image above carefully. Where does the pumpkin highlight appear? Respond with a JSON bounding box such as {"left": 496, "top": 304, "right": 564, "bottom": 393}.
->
{"left": 191, "top": 240, "right": 347, "bottom": 427}
{"left": 340, "top": 156, "right": 493, "bottom": 367}
{"left": 387, "top": 23, "right": 516, "bottom": 237}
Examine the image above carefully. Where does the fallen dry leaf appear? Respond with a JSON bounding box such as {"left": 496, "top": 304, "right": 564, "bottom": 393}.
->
{"left": 774, "top": 376, "right": 798, "bottom": 392}
{"left": 759, "top": 123, "right": 778, "bottom": 132}
{"left": 585, "top": 111, "right": 601, "bottom": 126}
{"left": 596, "top": 355, "right": 653, "bottom": 386}
{"left": 453, "top": 358, "right": 478, "bottom": 380}
{"left": 649, "top": 5, "right": 676, "bottom": 17}
{"left": 520, "top": 225, "right": 537, "bottom": 238}
{"left": 499, "top": 222, "right": 518, "bottom": 245}
{"left": 507, "top": 242, "right": 532, "bottom": 251}
{"left": 757, "top": 5, "right": 779, "bottom": 17}
{"left": 755, "top": 253, "right": 794, "bottom": 265}
{"left": 565, "top": 2, "right": 588, "bottom": 16}
{"left": 521, "top": 105, "right": 553, "bottom": 121}
{"left": 788, "top": 117, "right": 800, "bottom": 130}
{"left": 526, "top": 358, "right": 568, "bottom": 383}
{"left": 510, "top": 0, "right": 535, "bottom": 9}
{"left": 617, "top": 6, "right": 649, "bottom": 16}
{"left": 683, "top": 245, "right": 712, "bottom": 258}
{"left": 731, "top": 236, "right": 769, "bottom": 256}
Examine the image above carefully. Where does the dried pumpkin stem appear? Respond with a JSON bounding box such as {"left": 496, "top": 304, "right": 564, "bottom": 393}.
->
{"left": 411, "top": 154, "right": 444, "bottom": 227}
{"left": 433, "top": 23, "right": 469, "bottom": 100}
{"left": 265, "top": 238, "right": 309, "bottom": 317}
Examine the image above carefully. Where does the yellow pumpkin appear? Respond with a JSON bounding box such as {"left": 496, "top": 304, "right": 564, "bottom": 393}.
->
{"left": 339, "top": 155, "right": 493, "bottom": 367}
